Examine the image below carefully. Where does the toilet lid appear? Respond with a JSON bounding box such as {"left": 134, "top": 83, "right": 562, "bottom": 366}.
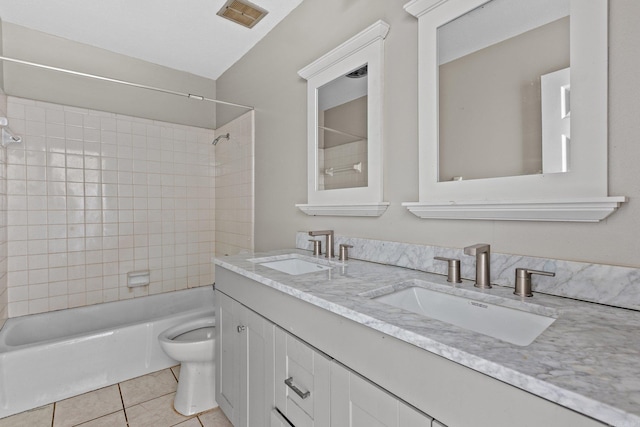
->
{"left": 173, "top": 326, "right": 215, "bottom": 342}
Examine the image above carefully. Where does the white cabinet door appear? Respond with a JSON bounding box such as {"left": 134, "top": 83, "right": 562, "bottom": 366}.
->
{"left": 330, "top": 360, "right": 432, "bottom": 427}
{"left": 242, "top": 305, "right": 276, "bottom": 427}
{"left": 217, "top": 290, "right": 243, "bottom": 426}
{"left": 216, "top": 290, "right": 275, "bottom": 427}
{"left": 274, "top": 327, "right": 331, "bottom": 427}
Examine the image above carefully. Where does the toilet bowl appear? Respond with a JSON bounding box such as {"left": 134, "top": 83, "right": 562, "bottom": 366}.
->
{"left": 158, "top": 316, "right": 217, "bottom": 415}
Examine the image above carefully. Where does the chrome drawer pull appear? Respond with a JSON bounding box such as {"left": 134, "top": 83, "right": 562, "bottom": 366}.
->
{"left": 284, "top": 377, "right": 310, "bottom": 399}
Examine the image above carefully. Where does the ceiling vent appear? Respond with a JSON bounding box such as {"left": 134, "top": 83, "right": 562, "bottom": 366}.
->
{"left": 217, "top": 0, "right": 268, "bottom": 29}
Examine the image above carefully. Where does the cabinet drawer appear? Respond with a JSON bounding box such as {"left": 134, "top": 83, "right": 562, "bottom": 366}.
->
{"left": 331, "top": 360, "right": 433, "bottom": 427}
{"left": 271, "top": 408, "right": 294, "bottom": 427}
{"left": 275, "top": 327, "right": 330, "bottom": 427}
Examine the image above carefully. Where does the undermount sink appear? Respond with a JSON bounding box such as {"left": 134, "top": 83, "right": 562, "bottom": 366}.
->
{"left": 252, "top": 256, "right": 333, "bottom": 275}
{"left": 372, "top": 284, "right": 556, "bottom": 346}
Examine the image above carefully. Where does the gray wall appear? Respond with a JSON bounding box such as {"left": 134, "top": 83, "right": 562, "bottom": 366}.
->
{"left": 1, "top": 22, "right": 217, "bottom": 129}
{"left": 216, "top": 0, "right": 640, "bottom": 268}
{"left": 439, "top": 17, "right": 569, "bottom": 181}
{"left": 0, "top": 18, "right": 7, "bottom": 329}
{"left": 0, "top": 18, "right": 4, "bottom": 91}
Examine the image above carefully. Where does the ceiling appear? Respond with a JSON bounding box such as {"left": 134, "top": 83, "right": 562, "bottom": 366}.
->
{"left": 0, "top": 0, "right": 303, "bottom": 80}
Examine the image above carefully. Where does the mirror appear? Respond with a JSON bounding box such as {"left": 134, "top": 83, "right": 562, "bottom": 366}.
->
{"left": 438, "top": 0, "right": 570, "bottom": 181}
{"left": 317, "top": 65, "right": 368, "bottom": 191}
{"left": 296, "top": 21, "right": 390, "bottom": 217}
{"left": 402, "top": 0, "right": 625, "bottom": 222}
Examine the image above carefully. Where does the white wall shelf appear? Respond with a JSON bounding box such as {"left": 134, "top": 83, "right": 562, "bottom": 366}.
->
{"left": 402, "top": 197, "right": 627, "bottom": 222}
{"left": 296, "top": 202, "right": 390, "bottom": 217}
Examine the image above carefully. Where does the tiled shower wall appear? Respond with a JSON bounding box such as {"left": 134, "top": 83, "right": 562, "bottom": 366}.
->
{"left": 5, "top": 96, "right": 216, "bottom": 317}
{"left": 214, "top": 111, "right": 254, "bottom": 257}
{"left": 0, "top": 89, "right": 8, "bottom": 328}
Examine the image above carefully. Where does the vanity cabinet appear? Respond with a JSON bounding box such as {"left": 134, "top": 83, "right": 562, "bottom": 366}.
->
{"left": 215, "top": 267, "right": 604, "bottom": 427}
{"left": 274, "top": 328, "right": 331, "bottom": 427}
{"left": 216, "top": 291, "right": 275, "bottom": 427}
{"left": 218, "top": 290, "right": 434, "bottom": 427}
{"left": 330, "top": 360, "right": 434, "bottom": 427}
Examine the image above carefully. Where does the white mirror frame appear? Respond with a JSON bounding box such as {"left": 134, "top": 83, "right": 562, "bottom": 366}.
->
{"left": 296, "top": 20, "right": 390, "bottom": 217}
{"left": 402, "top": 0, "right": 626, "bottom": 222}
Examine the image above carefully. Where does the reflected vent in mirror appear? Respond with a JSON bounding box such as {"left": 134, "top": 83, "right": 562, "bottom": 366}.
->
{"left": 217, "top": 0, "right": 268, "bottom": 29}
{"left": 346, "top": 65, "right": 368, "bottom": 79}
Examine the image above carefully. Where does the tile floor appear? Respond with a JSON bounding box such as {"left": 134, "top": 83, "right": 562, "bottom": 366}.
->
{"left": 0, "top": 366, "right": 233, "bottom": 427}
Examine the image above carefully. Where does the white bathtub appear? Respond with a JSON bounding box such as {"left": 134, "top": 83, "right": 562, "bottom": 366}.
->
{"left": 0, "top": 286, "right": 215, "bottom": 418}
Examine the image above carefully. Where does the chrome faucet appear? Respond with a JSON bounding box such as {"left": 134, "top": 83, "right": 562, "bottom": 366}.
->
{"left": 308, "top": 230, "right": 334, "bottom": 258}
{"left": 463, "top": 243, "right": 491, "bottom": 289}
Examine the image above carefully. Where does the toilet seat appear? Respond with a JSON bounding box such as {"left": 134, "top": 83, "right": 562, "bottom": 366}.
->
{"left": 158, "top": 317, "right": 215, "bottom": 344}
{"left": 158, "top": 317, "right": 215, "bottom": 363}
{"left": 173, "top": 326, "right": 215, "bottom": 342}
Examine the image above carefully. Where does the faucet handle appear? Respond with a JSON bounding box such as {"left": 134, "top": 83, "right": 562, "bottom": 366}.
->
{"left": 434, "top": 257, "right": 462, "bottom": 283}
{"left": 309, "top": 239, "right": 322, "bottom": 256}
{"left": 514, "top": 268, "right": 555, "bottom": 297}
{"left": 339, "top": 244, "right": 353, "bottom": 261}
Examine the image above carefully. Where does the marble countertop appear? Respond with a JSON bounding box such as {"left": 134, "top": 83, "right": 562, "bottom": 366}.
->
{"left": 215, "top": 249, "right": 640, "bottom": 427}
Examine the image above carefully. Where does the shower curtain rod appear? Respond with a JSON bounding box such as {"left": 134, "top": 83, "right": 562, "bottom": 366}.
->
{"left": 0, "top": 55, "right": 254, "bottom": 110}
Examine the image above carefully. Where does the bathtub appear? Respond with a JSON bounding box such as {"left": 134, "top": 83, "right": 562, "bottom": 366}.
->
{"left": 0, "top": 286, "right": 215, "bottom": 418}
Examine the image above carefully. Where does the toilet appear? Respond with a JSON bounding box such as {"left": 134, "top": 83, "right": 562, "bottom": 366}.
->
{"left": 158, "top": 316, "right": 217, "bottom": 415}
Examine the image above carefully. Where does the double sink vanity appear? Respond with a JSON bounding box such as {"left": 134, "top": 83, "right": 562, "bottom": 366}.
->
{"left": 214, "top": 234, "right": 640, "bottom": 427}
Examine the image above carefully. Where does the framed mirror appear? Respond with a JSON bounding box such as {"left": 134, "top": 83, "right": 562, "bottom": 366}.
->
{"left": 296, "top": 20, "right": 390, "bottom": 217}
{"left": 403, "top": 0, "right": 625, "bottom": 221}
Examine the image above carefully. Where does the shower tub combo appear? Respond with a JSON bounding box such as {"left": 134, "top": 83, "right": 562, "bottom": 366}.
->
{"left": 0, "top": 286, "right": 215, "bottom": 418}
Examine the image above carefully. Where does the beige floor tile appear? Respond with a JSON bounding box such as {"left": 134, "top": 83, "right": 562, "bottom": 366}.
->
{"left": 76, "top": 410, "right": 128, "bottom": 427}
{"left": 173, "top": 418, "right": 203, "bottom": 426}
{"left": 125, "top": 392, "right": 194, "bottom": 427}
{"left": 120, "top": 368, "right": 178, "bottom": 408}
{"left": 171, "top": 365, "right": 181, "bottom": 380}
{"left": 0, "top": 404, "right": 54, "bottom": 427}
{"left": 199, "top": 407, "right": 233, "bottom": 427}
{"left": 53, "top": 385, "right": 122, "bottom": 427}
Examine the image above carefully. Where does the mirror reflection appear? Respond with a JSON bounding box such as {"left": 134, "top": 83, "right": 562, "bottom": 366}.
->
{"left": 317, "top": 64, "right": 368, "bottom": 191}
{"left": 437, "top": 0, "right": 569, "bottom": 182}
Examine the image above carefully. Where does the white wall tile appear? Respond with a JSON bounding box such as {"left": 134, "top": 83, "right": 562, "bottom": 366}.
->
{"left": 5, "top": 96, "right": 216, "bottom": 315}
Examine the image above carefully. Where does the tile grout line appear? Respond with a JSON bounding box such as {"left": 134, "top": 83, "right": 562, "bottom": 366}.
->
{"left": 118, "top": 383, "right": 129, "bottom": 427}
{"left": 170, "top": 365, "right": 179, "bottom": 382}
